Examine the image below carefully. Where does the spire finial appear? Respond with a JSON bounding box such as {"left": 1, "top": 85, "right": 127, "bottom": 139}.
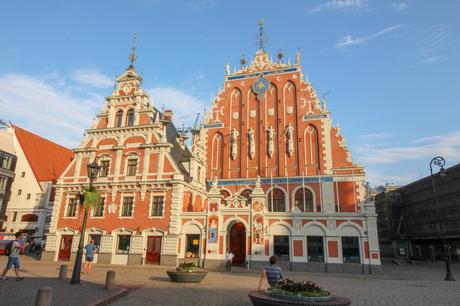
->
{"left": 257, "top": 19, "right": 266, "bottom": 50}
{"left": 128, "top": 33, "right": 137, "bottom": 67}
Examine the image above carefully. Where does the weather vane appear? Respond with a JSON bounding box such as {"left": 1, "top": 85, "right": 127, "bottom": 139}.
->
{"left": 257, "top": 20, "right": 266, "bottom": 50}
{"left": 128, "top": 33, "right": 137, "bottom": 66}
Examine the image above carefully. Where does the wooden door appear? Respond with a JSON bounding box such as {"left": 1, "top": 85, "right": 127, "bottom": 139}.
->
{"left": 58, "top": 235, "right": 73, "bottom": 261}
{"left": 229, "top": 223, "right": 246, "bottom": 265}
{"left": 145, "top": 236, "right": 162, "bottom": 264}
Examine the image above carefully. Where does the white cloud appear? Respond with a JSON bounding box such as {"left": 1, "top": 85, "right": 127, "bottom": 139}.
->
{"left": 360, "top": 133, "right": 392, "bottom": 140}
{"left": 71, "top": 69, "right": 113, "bottom": 88}
{"left": 420, "top": 55, "right": 447, "bottom": 64}
{"left": 0, "top": 73, "right": 100, "bottom": 147}
{"left": 365, "top": 168, "right": 419, "bottom": 186}
{"left": 307, "top": 0, "right": 367, "bottom": 14}
{"left": 335, "top": 24, "right": 404, "bottom": 48}
{"left": 148, "top": 87, "right": 207, "bottom": 128}
{"left": 392, "top": 2, "right": 407, "bottom": 12}
{"left": 355, "top": 130, "right": 460, "bottom": 164}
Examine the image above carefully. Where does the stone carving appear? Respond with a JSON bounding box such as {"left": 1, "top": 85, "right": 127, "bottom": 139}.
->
{"left": 248, "top": 128, "right": 255, "bottom": 159}
{"left": 225, "top": 62, "right": 230, "bottom": 75}
{"left": 252, "top": 201, "right": 264, "bottom": 212}
{"left": 266, "top": 126, "right": 276, "bottom": 158}
{"left": 253, "top": 214, "right": 264, "bottom": 244}
{"left": 255, "top": 175, "right": 261, "bottom": 188}
{"left": 295, "top": 49, "right": 301, "bottom": 65}
{"left": 230, "top": 129, "right": 239, "bottom": 160}
{"left": 108, "top": 203, "right": 117, "bottom": 214}
{"left": 327, "top": 219, "right": 336, "bottom": 231}
{"left": 293, "top": 217, "right": 301, "bottom": 230}
{"left": 250, "top": 110, "right": 256, "bottom": 118}
{"left": 267, "top": 108, "right": 274, "bottom": 116}
{"left": 232, "top": 112, "right": 239, "bottom": 120}
{"left": 285, "top": 123, "right": 294, "bottom": 157}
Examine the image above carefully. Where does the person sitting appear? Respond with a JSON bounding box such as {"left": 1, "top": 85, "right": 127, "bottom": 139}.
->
{"left": 257, "top": 255, "right": 283, "bottom": 289}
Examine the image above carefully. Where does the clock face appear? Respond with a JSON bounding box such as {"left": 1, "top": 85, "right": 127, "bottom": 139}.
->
{"left": 252, "top": 75, "right": 269, "bottom": 99}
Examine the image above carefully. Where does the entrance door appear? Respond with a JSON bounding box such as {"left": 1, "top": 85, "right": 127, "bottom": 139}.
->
{"left": 229, "top": 222, "right": 246, "bottom": 265}
{"left": 58, "top": 235, "right": 73, "bottom": 261}
{"left": 145, "top": 236, "right": 162, "bottom": 264}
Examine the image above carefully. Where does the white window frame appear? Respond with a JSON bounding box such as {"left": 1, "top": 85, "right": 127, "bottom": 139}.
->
{"left": 91, "top": 196, "right": 106, "bottom": 218}
{"left": 63, "top": 195, "right": 79, "bottom": 219}
{"left": 124, "top": 154, "right": 139, "bottom": 177}
{"left": 119, "top": 194, "right": 135, "bottom": 219}
{"left": 148, "top": 193, "right": 165, "bottom": 218}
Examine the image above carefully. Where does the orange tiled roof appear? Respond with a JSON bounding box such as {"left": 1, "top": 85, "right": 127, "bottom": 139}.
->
{"left": 12, "top": 125, "right": 74, "bottom": 182}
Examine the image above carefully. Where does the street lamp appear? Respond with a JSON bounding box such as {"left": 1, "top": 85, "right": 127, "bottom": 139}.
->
{"left": 429, "top": 156, "right": 455, "bottom": 281}
{"left": 70, "top": 160, "right": 100, "bottom": 284}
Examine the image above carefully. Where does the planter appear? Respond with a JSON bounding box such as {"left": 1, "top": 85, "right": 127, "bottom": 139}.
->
{"left": 248, "top": 290, "right": 351, "bottom": 306}
{"left": 166, "top": 270, "right": 208, "bottom": 283}
{"left": 266, "top": 290, "right": 334, "bottom": 302}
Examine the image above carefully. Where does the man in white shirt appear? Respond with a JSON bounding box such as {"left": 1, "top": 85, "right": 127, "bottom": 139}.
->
{"left": 225, "top": 248, "right": 234, "bottom": 272}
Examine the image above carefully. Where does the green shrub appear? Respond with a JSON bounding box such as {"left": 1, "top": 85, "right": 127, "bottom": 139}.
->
{"left": 268, "top": 278, "right": 331, "bottom": 298}
{"left": 177, "top": 262, "right": 197, "bottom": 272}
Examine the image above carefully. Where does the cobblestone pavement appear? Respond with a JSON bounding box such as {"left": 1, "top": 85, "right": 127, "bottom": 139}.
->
{"left": 1, "top": 255, "right": 459, "bottom": 306}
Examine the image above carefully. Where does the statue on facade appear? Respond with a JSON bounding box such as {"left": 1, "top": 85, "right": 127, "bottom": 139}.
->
{"left": 295, "top": 48, "right": 301, "bottom": 65}
{"left": 266, "top": 126, "right": 276, "bottom": 158}
{"left": 225, "top": 62, "right": 230, "bottom": 76}
{"left": 285, "top": 123, "right": 294, "bottom": 157}
{"left": 253, "top": 215, "right": 264, "bottom": 244}
{"left": 255, "top": 175, "right": 261, "bottom": 188}
{"left": 248, "top": 127, "right": 255, "bottom": 159}
{"left": 230, "top": 128, "right": 239, "bottom": 160}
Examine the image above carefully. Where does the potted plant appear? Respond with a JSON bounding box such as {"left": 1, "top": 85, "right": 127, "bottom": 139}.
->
{"left": 249, "top": 278, "right": 350, "bottom": 306}
{"left": 166, "top": 262, "right": 208, "bottom": 283}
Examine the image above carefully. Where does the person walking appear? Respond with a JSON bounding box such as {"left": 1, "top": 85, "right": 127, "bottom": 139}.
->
{"left": 1, "top": 232, "right": 29, "bottom": 281}
{"left": 83, "top": 239, "right": 97, "bottom": 274}
{"left": 257, "top": 255, "right": 283, "bottom": 289}
{"left": 225, "top": 248, "right": 234, "bottom": 272}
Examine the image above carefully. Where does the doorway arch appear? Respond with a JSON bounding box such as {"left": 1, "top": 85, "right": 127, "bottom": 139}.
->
{"left": 229, "top": 222, "right": 246, "bottom": 265}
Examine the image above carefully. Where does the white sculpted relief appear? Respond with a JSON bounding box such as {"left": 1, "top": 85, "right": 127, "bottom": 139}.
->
{"left": 230, "top": 128, "right": 239, "bottom": 160}
{"left": 266, "top": 126, "right": 276, "bottom": 158}
{"left": 285, "top": 123, "right": 294, "bottom": 157}
{"left": 248, "top": 128, "right": 255, "bottom": 159}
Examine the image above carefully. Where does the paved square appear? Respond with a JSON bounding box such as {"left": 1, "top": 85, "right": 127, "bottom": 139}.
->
{"left": 0, "top": 256, "right": 459, "bottom": 306}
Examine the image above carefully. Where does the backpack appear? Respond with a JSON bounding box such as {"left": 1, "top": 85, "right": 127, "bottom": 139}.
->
{"left": 4, "top": 241, "right": 14, "bottom": 256}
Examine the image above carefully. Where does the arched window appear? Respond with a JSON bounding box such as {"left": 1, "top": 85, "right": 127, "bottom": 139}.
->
{"left": 304, "top": 125, "right": 319, "bottom": 166}
{"left": 267, "top": 188, "right": 285, "bottom": 212}
{"left": 211, "top": 133, "right": 224, "bottom": 178}
{"left": 116, "top": 110, "right": 123, "bottom": 127}
{"left": 294, "top": 188, "right": 314, "bottom": 212}
{"left": 20, "top": 214, "right": 38, "bottom": 222}
{"left": 126, "top": 109, "right": 135, "bottom": 126}
{"left": 240, "top": 189, "right": 252, "bottom": 204}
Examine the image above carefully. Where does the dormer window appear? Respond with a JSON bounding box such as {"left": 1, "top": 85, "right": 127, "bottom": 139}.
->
{"left": 116, "top": 110, "right": 123, "bottom": 127}
{"left": 126, "top": 109, "right": 135, "bottom": 126}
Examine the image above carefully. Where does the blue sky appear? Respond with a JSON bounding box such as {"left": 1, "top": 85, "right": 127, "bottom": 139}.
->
{"left": 1, "top": 0, "right": 459, "bottom": 186}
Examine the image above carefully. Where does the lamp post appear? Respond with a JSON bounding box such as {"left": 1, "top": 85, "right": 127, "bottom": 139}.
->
{"left": 429, "top": 156, "right": 455, "bottom": 281}
{"left": 70, "top": 160, "right": 100, "bottom": 285}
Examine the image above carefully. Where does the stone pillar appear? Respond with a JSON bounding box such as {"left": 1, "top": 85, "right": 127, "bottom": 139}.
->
{"left": 364, "top": 202, "right": 381, "bottom": 265}
{"left": 98, "top": 234, "right": 114, "bottom": 264}
{"left": 128, "top": 235, "right": 143, "bottom": 265}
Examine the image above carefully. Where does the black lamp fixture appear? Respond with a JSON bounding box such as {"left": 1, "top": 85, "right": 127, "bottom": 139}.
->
{"left": 87, "top": 160, "right": 100, "bottom": 181}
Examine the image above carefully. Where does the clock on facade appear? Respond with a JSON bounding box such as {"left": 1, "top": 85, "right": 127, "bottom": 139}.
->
{"left": 252, "top": 75, "right": 270, "bottom": 100}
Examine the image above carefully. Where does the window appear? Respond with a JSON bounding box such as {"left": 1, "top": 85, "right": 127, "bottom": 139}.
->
{"left": 307, "top": 236, "right": 324, "bottom": 262}
{"left": 121, "top": 197, "right": 134, "bottom": 217}
{"left": 93, "top": 197, "right": 105, "bottom": 217}
{"left": 274, "top": 235, "right": 290, "bottom": 261}
{"left": 66, "top": 198, "right": 78, "bottom": 217}
{"left": 126, "top": 109, "right": 135, "bottom": 126}
{"left": 294, "top": 188, "right": 314, "bottom": 212}
{"left": 20, "top": 214, "right": 38, "bottom": 222}
{"left": 240, "top": 189, "right": 252, "bottom": 203}
{"left": 117, "top": 235, "right": 131, "bottom": 254}
{"left": 342, "top": 236, "right": 361, "bottom": 263}
{"left": 115, "top": 110, "right": 123, "bottom": 127}
{"left": 12, "top": 212, "right": 17, "bottom": 222}
{"left": 17, "top": 189, "right": 22, "bottom": 195}
{"left": 0, "top": 177, "right": 7, "bottom": 191}
{"left": 99, "top": 160, "right": 110, "bottom": 177}
{"left": 21, "top": 172, "right": 25, "bottom": 177}
{"left": 1, "top": 155, "right": 12, "bottom": 170}
{"left": 150, "top": 196, "right": 164, "bottom": 216}
{"left": 89, "top": 234, "right": 102, "bottom": 249}
{"left": 185, "top": 234, "right": 200, "bottom": 258}
{"left": 126, "top": 158, "right": 137, "bottom": 176}
{"left": 267, "top": 189, "right": 285, "bottom": 212}
{"left": 26, "top": 193, "right": 31, "bottom": 200}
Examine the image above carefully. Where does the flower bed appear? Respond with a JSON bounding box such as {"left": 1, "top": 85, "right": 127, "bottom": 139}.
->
{"left": 266, "top": 279, "right": 332, "bottom": 302}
